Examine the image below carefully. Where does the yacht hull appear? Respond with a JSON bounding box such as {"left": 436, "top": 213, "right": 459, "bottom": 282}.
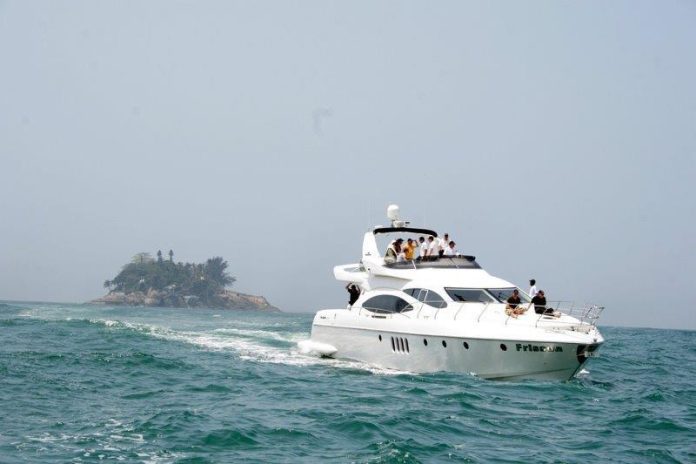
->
{"left": 310, "top": 321, "right": 601, "bottom": 381}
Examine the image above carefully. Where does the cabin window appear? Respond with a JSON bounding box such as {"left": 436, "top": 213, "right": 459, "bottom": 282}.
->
{"left": 363, "top": 295, "right": 413, "bottom": 314}
{"left": 404, "top": 288, "right": 447, "bottom": 309}
{"left": 445, "top": 288, "right": 496, "bottom": 303}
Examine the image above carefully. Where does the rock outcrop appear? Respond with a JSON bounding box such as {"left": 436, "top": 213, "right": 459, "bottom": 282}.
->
{"left": 91, "top": 288, "right": 279, "bottom": 311}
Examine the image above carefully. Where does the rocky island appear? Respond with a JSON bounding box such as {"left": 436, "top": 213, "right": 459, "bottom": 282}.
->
{"left": 91, "top": 251, "right": 278, "bottom": 311}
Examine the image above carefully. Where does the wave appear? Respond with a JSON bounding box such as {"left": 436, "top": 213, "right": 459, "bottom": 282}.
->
{"left": 0, "top": 302, "right": 25, "bottom": 311}
{"left": 18, "top": 417, "right": 179, "bottom": 464}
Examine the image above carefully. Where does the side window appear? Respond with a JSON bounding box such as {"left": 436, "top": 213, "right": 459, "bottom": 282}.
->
{"left": 363, "top": 295, "right": 413, "bottom": 313}
{"left": 404, "top": 288, "right": 447, "bottom": 309}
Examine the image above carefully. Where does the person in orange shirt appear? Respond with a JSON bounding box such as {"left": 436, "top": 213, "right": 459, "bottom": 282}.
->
{"left": 403, "top": 238, "right": 417, "bottom": 261}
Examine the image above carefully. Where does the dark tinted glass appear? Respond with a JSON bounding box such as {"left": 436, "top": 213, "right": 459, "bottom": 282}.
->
{"left": 386, "top": 256, "right": 481, "bottom": 269}
{"left": 405, "top": 288, "right": 447, "bottom": 309}
{"left": 446, "top": 288, "right": 496, "bottom": 303}
{"left": 487, "top": 288, "right": 530, "bottom": 303}
{"left": 363, "top": 295, "right": 413, "bottom": 313}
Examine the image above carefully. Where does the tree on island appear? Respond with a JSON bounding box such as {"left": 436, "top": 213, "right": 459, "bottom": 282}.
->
{"left": 132, "top": 252, "right": 154, "bottom": 264}
{"left": 203, "top": 257, "right": 234, "bottom": 287}
{"left": 105, "top": 252, "right": 237, "bottom": 307}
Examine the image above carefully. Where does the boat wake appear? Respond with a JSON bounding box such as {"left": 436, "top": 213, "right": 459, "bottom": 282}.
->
{"left": 12, "top": 305, "right": 412, "bottom": 376}
{"left": 86, "top": 319, "right": 406, "bottom": 375}
{"left": 297, "top": 339, "right": 337, "bottom": 357}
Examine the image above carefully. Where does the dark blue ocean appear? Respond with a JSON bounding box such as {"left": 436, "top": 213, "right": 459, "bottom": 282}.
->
{"left": 0, "top": 302, "right": 694, "bottom": 463}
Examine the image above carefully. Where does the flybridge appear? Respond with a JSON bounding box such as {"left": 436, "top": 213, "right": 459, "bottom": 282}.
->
{"left": 368, "top": 206, "right": 476, "bottom": 269}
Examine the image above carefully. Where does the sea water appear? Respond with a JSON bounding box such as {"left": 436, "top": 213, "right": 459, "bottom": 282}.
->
{"left": 0, "top": 302, "right": 694, "bottom": 463}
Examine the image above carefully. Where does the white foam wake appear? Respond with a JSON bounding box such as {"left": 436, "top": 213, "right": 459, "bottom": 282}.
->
{"left": 95, "top": 319, "right": 409, "bottom": 375}
{"left": 297, "top": 339, "right": 337, "bottom": 356}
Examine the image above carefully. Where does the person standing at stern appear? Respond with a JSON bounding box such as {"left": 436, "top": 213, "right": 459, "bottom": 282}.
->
{"left": 346, "top": 283, "right": 361, "bottom": 308}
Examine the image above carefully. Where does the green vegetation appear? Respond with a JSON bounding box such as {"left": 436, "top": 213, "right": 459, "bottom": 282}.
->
{"left": 103, "top": 250, "right": 236, "bottom": 307}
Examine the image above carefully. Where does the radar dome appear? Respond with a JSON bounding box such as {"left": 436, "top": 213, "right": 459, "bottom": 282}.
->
{"left": 387, "top": 204, "right": 400, "bottom": 221}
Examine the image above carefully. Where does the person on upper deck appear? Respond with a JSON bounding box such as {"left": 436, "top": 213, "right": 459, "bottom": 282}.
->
{"left": 443, "top": 240, "right": 458, "bottom": 257}
{"left": 426, "top": 236, "right": 438, "bottom": 260}
{"left": 403, "top": 238, "right": 417, "bottom": 261}
{"left": 529, "top": 279, "right": 538, "bottom": 298}
{"left": 384, "top": 239, "right": 403, "bottom": 263}
{"left": 417, "top": 236, "right": 427, "bottom": 260}
{"left": 396, "top": 239, "right": 407, "bottom": 262}
{"left": 439, "top": 233, "right": 450, "bottom": 257}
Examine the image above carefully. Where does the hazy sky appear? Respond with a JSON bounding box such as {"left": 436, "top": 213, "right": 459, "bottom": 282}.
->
{"left": 1, "top": 1, "right": 694, "bottom": 330}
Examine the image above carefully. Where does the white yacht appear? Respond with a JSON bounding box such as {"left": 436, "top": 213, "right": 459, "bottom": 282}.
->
{"left": 308, "top": 205, "right": 604, "bottom": 381}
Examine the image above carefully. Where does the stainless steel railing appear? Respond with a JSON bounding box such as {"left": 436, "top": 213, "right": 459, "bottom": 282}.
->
{"left": 490, "top": 301, "right": 604, "bottom": 327}
{"left": 531, "top": 301, "right": 605, "bottom": 328}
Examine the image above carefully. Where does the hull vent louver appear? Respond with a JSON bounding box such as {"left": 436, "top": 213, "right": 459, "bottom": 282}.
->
{"left": 391, "top": 337, "right": 410, "bottom": 354}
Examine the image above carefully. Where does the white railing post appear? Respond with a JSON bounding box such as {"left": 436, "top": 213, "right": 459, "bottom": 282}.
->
{"left": 477, "top": 302, "right": 491, "bottom": 323}
{"left": 535, "top": 313, "right": 543, "bottom": 328}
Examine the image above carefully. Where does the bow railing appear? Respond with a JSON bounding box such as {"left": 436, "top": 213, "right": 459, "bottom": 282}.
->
{"left": 531, "top": 301, "right": 605, "bottom": 329}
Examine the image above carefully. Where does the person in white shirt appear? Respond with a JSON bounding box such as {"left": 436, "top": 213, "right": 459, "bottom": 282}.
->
{"left": 418, "top": 236, "right": 427, "bottom": 260}
{"left": 443, "top": 240, "right": 458, "bottom": 257}
{"left": 529, "top": 279, "right": 538, "bottom": 298}
{"left": 439, "top": 233, "right": 450, "bottom": 257}
{"left": 426, "top": 236, "right": 438, "bottom": 260}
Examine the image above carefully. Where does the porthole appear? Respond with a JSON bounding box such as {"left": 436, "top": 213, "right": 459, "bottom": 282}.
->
{"left": 463, "top": 341, "right": 469, "bottom": 350}
{"left": 442, "top": 340, "right": 447, "bottom": 348}
{"left": 405, "top": 338, "right": 410, "bottom": 353}
{"left": 500, "top": 343, "right": 507, "bottom": 351}
{"left": 423, "top": 339, "right": 428, "bottom": 346}
{"left": 378, "top": 334, "right": 382, "bottom": 342}
{"left": 391, "top": 337, "right": 396, "bottom": 351}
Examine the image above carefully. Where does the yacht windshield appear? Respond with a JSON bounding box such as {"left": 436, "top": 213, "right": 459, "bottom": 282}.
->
{"left": 487, "top": 288, "right": 530, "bottom": 304}
{"left": 386, "top": 256, "right": 481, "bottom": 269}
{"left": 445, "top": 288, "right": 496, "bottom": 303}
{"left": 405, "top": 288, "right": 447, "bottom": 308}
